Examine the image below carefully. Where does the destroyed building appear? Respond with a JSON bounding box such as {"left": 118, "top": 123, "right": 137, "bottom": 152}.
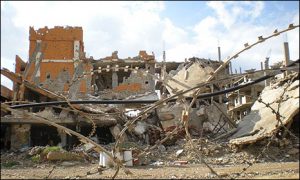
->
{"left": 91, "top": 50, "right": 157, "bottom": 100}
{"left": 1, "top": 25, "right": 299, "bottom": 155}
{"left": 0, "top": 26, "right": 229, "bottom": 151}
{"left": 226, "top": 70, "right": 265, "bottom": 122}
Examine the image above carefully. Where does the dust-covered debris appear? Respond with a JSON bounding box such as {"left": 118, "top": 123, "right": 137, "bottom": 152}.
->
{"left": 229, "top": 73, "right": 299, "bottom": 145}
{"left": 1, "top": 24, "right": 299, "bottom": 179}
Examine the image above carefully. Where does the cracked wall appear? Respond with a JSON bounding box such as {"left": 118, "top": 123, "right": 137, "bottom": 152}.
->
{"left": 93, "top": 51, "right": 156, "bottom": 100}
{"left": 23, "top": 26, "right": 91, "bottom": 96}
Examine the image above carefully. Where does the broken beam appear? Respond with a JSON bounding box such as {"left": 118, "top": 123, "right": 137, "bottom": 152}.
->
{"left": 1, "top": 68, "right": 22, "bottom": 84}
{"left": 23, "top": 80, "right": 64, "bottom": 100}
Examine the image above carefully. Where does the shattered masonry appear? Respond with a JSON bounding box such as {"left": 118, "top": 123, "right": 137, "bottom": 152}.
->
{"left": 1, "top": 25, "right": 299, "bottom": 156}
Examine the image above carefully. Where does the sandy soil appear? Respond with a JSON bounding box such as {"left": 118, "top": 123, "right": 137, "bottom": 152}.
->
{"left": 1, "top": 134, "right": 299, "bottom": 179}
{"left": 1, "top": 161, "right": 299, "bottom": 179}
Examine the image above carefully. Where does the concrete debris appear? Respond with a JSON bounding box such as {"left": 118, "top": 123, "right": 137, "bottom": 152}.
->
{"left": 173, "top": 160, "right": 188, "bottom": 165}
{"left": 175, "top": 149, "right": 184, "bottom": 157}
{"left": 46, "top": 151, "right": 83, "bottom": 161}
{"left": 288, "top": 148, "right": 299, "bottom": 155}
{"left": 61, "top": 161, "right": 80, "bottom": 166}
{"left": 1, "top": 24, "right": 299, "bottom": 179}
{"left": 165, "top": 57, "right": 228, "bottom": 96}
{"left": 229, "top": 73, "right": 299, "bottom": 145}
{"left": 28, "top": 146, "right": 45, "bottom": 156}
{"left": 82, "top": 143, "right": 95, "bottom": 152}
{"left": 150, "top": 161, "right": 164, "bottom": 166}
{"left": 157, "top": 145, "right": 166, "bottom": 152}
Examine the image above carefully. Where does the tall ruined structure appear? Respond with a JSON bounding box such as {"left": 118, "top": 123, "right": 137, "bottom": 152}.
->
{"left": 3, "top": 25, "right": 273, "bottom": 152}
{"left": 0, "top": 26, "right": 160, "bottom": 151}
{"left": 24, "top": 26, "right": 92, "bottom": 97}
{"left": 92, "top": 50, "right": 156, "bottom": 100}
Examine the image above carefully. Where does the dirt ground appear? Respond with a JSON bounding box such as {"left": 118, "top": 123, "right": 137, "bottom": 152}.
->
{"left": 1, "top": 136, "right": 299, "bottom": 179}
{"left": 1, "top": 161, "right": 299, "bottom": 179}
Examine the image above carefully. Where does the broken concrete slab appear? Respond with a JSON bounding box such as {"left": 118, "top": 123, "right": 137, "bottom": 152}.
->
{"left": 229, "top": 75, "right": 299, "bottom": 145}
{"left": 165, "top": 59, "right": 215, "bottom": 97}
{"left": 110, "top": 124, "right": 128, "bottom": 142}
{"left": 46, "top": 151, "right": 83, "bottom": 161}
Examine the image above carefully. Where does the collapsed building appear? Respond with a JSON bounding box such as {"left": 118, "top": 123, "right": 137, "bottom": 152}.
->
{"left": 0, "top": 26, "right": 226, "bottom": 151}
{"left": 226, "top": 70, "right": 265, "bottom": 122}
{"left": 1, "top": 26, "right": 161, "bottom": 150}
{"left": 1, "top": 25, "right": 299, "bottom": 155}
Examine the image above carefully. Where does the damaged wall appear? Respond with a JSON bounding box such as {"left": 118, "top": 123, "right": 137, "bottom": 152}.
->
{"left": 92, "top": 51, "right": 156, "bottom": 100}
{"left": 157, "top": 100, "right": 231, "bottom": 136}
{"left": 229, "top": 74, "right": 299, "bottom": 145}
{"left": 165, "top": 58, "right": 228, "bottom": 97}
{"left": 23, "top": 26, "right": 91, "bottom": 96}
{"left": 28, "top": 26, "right": 84, "bottom": 60}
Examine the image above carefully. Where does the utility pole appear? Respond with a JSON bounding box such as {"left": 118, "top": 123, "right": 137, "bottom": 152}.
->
{"left": 162, "top": 41, "right": 166, "bottom": 81}
{"left": 161, "top": 41, "right": 167, "bottom": 98}
{"left": 283, "top": 41, "right": 290, "bottom": 76}
{"left": 264, "top": 57, "right": 270, "bottom": 87}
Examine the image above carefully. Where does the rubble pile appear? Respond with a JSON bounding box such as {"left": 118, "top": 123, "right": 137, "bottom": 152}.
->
{"left": 1, "top": 24, "right": 299, "bottom": 179}
{"left": 1, "top": 132, "right": 298, "bottom": 170}
{"left": 140, "top": 135, "right": 298, "bottom": 166}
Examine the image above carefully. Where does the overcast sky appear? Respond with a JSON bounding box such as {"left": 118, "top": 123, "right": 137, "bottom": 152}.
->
{"left": 1, "top": 1, "right": 299, "bottom": 89}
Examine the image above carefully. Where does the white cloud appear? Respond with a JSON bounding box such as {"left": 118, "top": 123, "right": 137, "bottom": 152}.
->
{"left": 1, "top": 1, "right": 180, "bottom": 88}
{"left": 162, "top": 18, "right": 188, "bottom": 47}
{"left": 250, "top": 1, "right": 264, "bottom": 18}
{"left": 1, "top": 76, "right": 13, "bottom": 90}
{"left": 1, "top": 1, "right": 299, "bottom": 90}
{"left": 166, "top": 1, "right": 299, "bottom": 72}
{"left": 3, "top": 1, "right": 170, "bottom": 59}
{"left": 165, "top": 43, "right": 199, "bottom": 61}
{"left": 207, "top": 1, "right": 234, "bottom": 29}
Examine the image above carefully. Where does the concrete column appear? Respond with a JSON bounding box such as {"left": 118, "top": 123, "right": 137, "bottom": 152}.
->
{"left": 10, "top": 124, "right": 31, "bottom": 151}
{"left": 250, "top": 86, "right": 257, "bottom": 99}
{"left": 264, "top": 57, "right": 270, "bottom": 87}
{"left": 219, "top": 95, "right": 222, "bottom": 103}
{"left": 19, "top": 83, "right": 25, "bottom": 100}
{"left": 13, "top": 84, "right": 19, "bottom": 103}
{"left": 74, "top": 41, "right": 80, "bottom": 59}
{"left": 264, "top": 57, "right": 269, "bottom": 70}
{"left": 237, "top": 90, "right": 240, "bottom": 106}
{"left": 218, "top": 46, "right": 221, "bottom": 62}
{"left": 112, "top": 72, "right": 118, "bottom": 89}
{"left": 57, "top": 129, "right": 67, "bottom": 149}
{"left": 283, "top": 42, "right": 290, "bottom": 76}
{"left": 210, "top": 84, "right": 214, "bottom": 102}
